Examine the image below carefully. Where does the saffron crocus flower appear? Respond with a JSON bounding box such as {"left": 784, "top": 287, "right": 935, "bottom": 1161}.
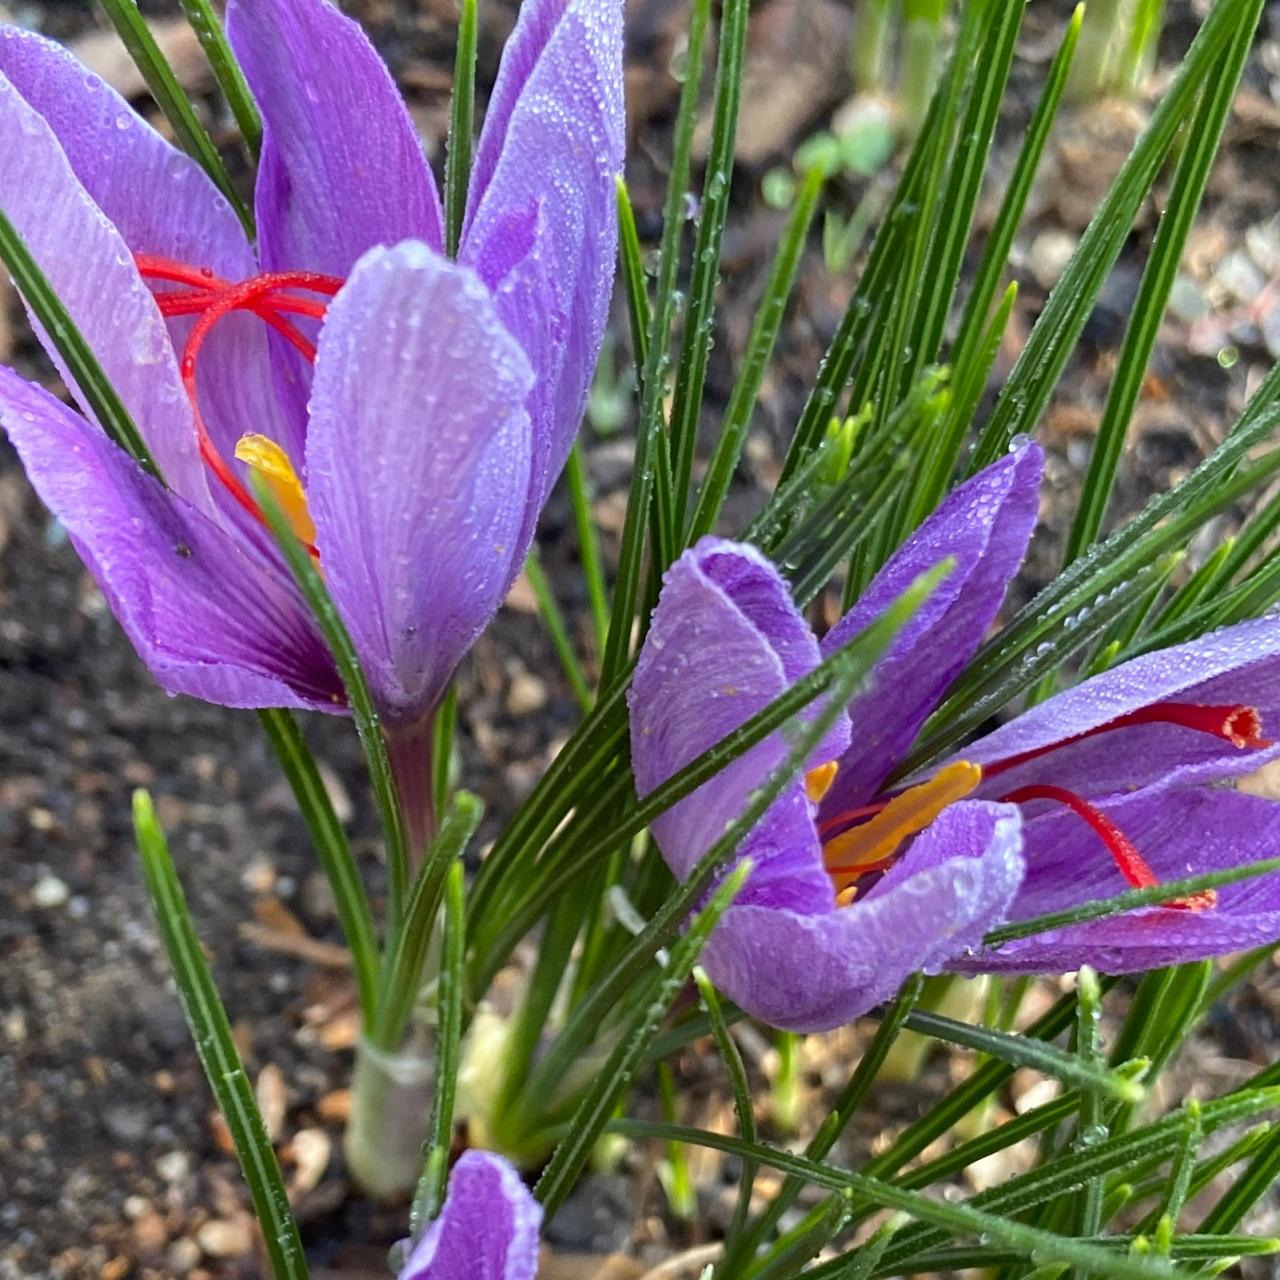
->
{"left": 0, "top": 0, "right": 622, "bottom": 787}
{"left": 397, "top": 1151, "right": 540, "bottom": 1280}
{"left": 630, "top": 442, "right": 1280, "bottom": 1032}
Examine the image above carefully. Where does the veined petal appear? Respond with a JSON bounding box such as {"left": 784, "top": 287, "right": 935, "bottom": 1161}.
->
{"left": 461, "top": 0, "right": 623, "bottom": 521}
{"left": 0, "top": 68, "right": 211, "bottom": 514}
{"left": 306, "top": 241, "right": 532, "bottom": 727}
{"left": 704, "top": 803, "right": 1024, "bottom": 1033}
{"left": 0, "top": 26, "right": 252, "bottom": 274}
{"left": 227, "top": 0, "right": 443, "bottom": 276}
{"left": 398, "top": 1151, "right": 541, "bottom": 1280}
{"left": 819, "top": 443, "right": 1042, "bottom": 813}
{"left": 955, "top": 787, "right": 1280, "bottom": 974}
{"left": 963, "top": 614, "right": 1280, "bottom": 800}
{"left": 0, "top": 368, "right": 341, "bottom": 710}
{"left": 0, "top": 26, "right": 309, "bottom": 472}
{"left": 629, "top": 538, "right": 850, "bottom": 916}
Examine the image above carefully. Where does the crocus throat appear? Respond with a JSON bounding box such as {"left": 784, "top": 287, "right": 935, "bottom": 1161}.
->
{"left": 134, "top": 254, "right": 347, "bottom": 557}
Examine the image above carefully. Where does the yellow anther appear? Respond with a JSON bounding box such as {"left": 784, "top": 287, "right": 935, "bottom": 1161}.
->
{"left": 234, "top": 433, "right": 315, "bottom": 545}
{"left": 824, "top": 761, "right": 983, "bottom": 896}
{"left": 805, "top": 761, "right": 838, "bottom": 804}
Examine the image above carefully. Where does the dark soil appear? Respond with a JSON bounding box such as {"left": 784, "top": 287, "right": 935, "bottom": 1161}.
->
{"left": 3, "top": 1, "right": 1280, "bottom": 1277}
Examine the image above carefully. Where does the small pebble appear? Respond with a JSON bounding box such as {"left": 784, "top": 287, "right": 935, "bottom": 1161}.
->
{"left": 196, "top": 1218, "right": 252, "bottom": 1257}
{"left": 30, "top": 875, "right": 69, "bottom": 909}
{"left": 507, "top": 671, "right": 548, "bottom": 716}
{"left": 167, "top": 1238, "right": 201, "bottom": 1274}
{"left": 155, "top": 1149, "right": 190, "bottom": 1183}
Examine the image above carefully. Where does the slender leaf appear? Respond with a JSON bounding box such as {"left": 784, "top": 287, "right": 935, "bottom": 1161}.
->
{"left": 669, "top": 0, "right": 749, "bottom": 529}
{"left": 248, "top": 474, "right": 410, "bottom": 937}
{"left": 601, "top": 0, "right": 711, "bottom": 685}
{"left": 175, "top": 0, "right": 263, "bottom": 157}
{"left": 97, "top": 0, "right": 253, "bottom": 235}
{"left": 969, "top": 0, "right": 1253, "bottom": 470}
{"left": 534, "top": 861, "right": 751, "bottom": 1214}
{"left": 1066, "top": 5, "right": 1261, "bottom": 560}
{"left": 257, "top": 708, "right": 379, "bottom": 1028}
{"left": 133, "top": 792, "right": 307, "bottom": 1280}
{"left": 443, "top": 0, "right": 477, "bottom": 257}
{"left": 0, "top": 208, "right": 157, "bottom": 475}
{"left": 412, "top": 859, "right": 468, "bottom": 1225}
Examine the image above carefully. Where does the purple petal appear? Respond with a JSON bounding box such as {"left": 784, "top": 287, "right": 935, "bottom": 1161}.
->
{"left": 399, "top": 1151, "right": 541, "bottom": 1280}
{"left": 227, "top": 0, "right": 443, "bottom": 276}
{"left": 629, "top": 538, "right": 850, "bottom": 916}
{"left": 819, "top": 443, "right": 1042, "bottom": 814}
{"left": 461, "top": 0, "right": 623, "bottom": 523}
{"left": 0, "top": 26, "right": 310, "bottom": 472}
{"left": 306, "top": 241, "right": 533, "bottom": 728}
{"left": 954, "top": 787, "right": 1280, "bottom": 974}
{"left": 0, "top": 66, "right": 213, "bottom": 515}
{"left": 0, "top": 26, "right": 252, "bottom": 274}
{"left": 0, "top": 368, "right": 341, "bottom": 710}
{"left": 963, "top": 615, "right": 1280, "bottom": 800}
{"left": 704, "top": 802, "right": 1024, "bottom": 1033}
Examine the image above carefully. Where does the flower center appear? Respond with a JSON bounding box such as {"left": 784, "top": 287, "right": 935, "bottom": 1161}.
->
{"left": 135, "top": 254, "right": 347, "bottom": 557}
{"left": 808, "top": 699, "right": 1269, "bottom": 910}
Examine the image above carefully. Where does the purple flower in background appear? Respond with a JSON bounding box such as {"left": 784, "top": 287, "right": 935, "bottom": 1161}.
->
{"left": 398, "top": 1151, "right": 541, "bottom": 1280}
{"left": 0, "top": 0, "right": 622, "bottom": 749}
{"left": 630, "top": 443, "right": 1280, "bottom": 1032}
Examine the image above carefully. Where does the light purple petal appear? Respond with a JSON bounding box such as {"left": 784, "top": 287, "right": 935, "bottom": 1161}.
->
{"left": 0, "top": 25, "right": 311, "bottom": 472}
{"left": 306, "top": 241, "right": 533, "bottom": 728}
{"left": 954, "top": 787, "right": 1280, "bottom": 974}
{"left": 629, "top": 538, "right": 850, "bottom": 917}
{"left": 227, "top": 0, "right": 443, "bottom": 277}
{"left": 461, "top": 0, "right": 623, "bottom": 524}
{"left": 963, "top": 615, "right": 1280, "bottom": 801}
{"left": 819, "top": 443, "right": 1042, "bottom": 814}
{"left": 399, "top": 1151, "right": 541, "bottom": 1280}
{"left": 0, "top": 26, "right": 252, "bottom": 274}
{"left": 0, "top": 368, "right": 341, "bottom": 710}
{"left": 704, "top": 803, "right": 1024, "bottom": 1033}
{"left": 0, "top": 67, "right": 213, "bottom": 515}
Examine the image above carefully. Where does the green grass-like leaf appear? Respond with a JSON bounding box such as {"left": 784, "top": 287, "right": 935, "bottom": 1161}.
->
{"left": 97, "top": 0, "right": 253, "bottom": 235}
{"left": 133, "top": 791, "right": 308, "bottom": 1280}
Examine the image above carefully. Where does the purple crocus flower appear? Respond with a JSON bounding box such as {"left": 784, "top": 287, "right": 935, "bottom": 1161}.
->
{"left": 630, "top": 442, "right": 1280, "bottom": 1032}
{"left": 397, "top": 1150, "right": 541, "bottom": 1280}
{"left": 0, "top": 0, "right": 622, "bottom": 814}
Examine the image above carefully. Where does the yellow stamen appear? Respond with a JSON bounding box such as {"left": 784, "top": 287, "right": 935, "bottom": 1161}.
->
{"left": 805, "top": 761, "right": 838, "bottom": 804}
{"left": 823, "top": 760, "right": 983, "bottom": 894}
{"left": 234, "top": 433, "right": 315, "bottom": 545}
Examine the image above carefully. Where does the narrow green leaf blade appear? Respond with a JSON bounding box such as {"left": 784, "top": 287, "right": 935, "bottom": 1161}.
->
{"left": 133, "top": 791, "right": 308, "bottom": 1280}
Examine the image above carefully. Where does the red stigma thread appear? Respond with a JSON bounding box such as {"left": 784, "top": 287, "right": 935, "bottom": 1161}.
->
{"left": 135, "top": 255, "right": 345, "bottom": 556}
{"left": 984, "top": 702, "right": 1271, "bottom": 779}
{"left": 999, "top": 784, "right": 1215, "bottom": 912}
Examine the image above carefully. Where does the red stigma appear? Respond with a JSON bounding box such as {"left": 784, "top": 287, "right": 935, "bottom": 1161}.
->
{"left": 984, "top": 701, "right": 1271, "bottom": 779}
{"left": 135, "top": 255, "right": 346, "bottom": 556}
{"left": 999, "top": 783, "right": 1215, "bottom": 912}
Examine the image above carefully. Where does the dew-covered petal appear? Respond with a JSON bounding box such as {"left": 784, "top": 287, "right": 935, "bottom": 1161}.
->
{"left": 963, "top": 615, "right": 1280, "bottom": 800}
{"left": 0, "top": 67, "right": 213, "bottom": 514}
{"left": 0, "top": 24, "right": 311, "bottom": 473}
{"left": 703, "top": 802, "right": 1024, "bottom": 1033}
{"left": 398, "top": 1151, "right": 541, "bottom": 1280}
{"left": 227, "top": 0, "right": 443, "bottom": 277}
{"left": 629, "top": 538, "right": 850, "bottom": 917}
{"left": 954, "top": 787, "right": 1280, "bottom": 974}
{"left": 0, "top": 25, "right": 253, "bottom": 274}
{"left": 0, "top": 367, "right": 341, "bottom": 710}
{"left": 461, "top": 0, "right": 623, "bottom": 526}
{"left": 819, "top": 443, "right": 1042, "bottom": 814}
{"left": 306, "top": 241, "right": 533, "bottom": 727}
